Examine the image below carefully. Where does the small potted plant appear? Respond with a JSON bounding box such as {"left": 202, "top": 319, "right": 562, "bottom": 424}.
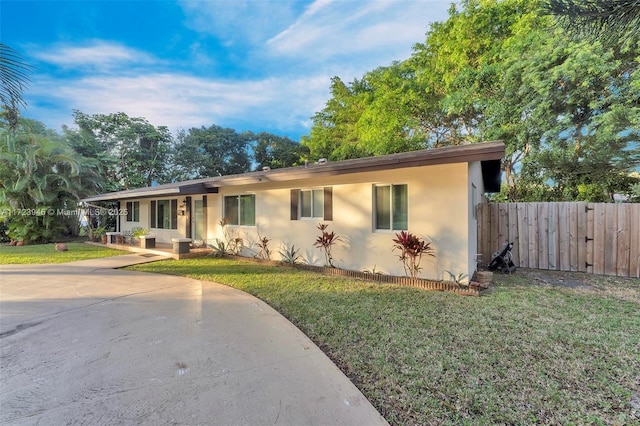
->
{"left": 85, "top": 225, "right": 106, "bottom": 243}
{"left": 133, "top": 228, "right": 154, "bottom": 248}
{"left": 94, "top": 227, "right": 109, "bottom": 244}
{"left": 94, "top": 226, "right": 106, "bottom": 243}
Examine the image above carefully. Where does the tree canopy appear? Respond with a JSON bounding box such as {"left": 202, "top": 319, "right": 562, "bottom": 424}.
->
{"left": 302, "top": 0, "right": 640, "bottom": 202}
{"left": 544, "top": 0, "right": 640, "bottom": 43}
{"left": 0, "top": 117, "right": 99, "bottom": 242}
{"left": 171, "top": 125, "right": 253, "bottom": 180}
{"left": 252, "top": 132, "right": 309, "bottom": 171}
{"left": 64, "top": 111, "right": 173, "bottom": 191}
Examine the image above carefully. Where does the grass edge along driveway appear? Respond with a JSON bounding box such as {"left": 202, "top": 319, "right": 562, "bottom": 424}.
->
{"left": 134, "top": 257, "right": 633, "bottom": 424}
{"left": 0, "top": 242, "right": 126, "bottom": 264}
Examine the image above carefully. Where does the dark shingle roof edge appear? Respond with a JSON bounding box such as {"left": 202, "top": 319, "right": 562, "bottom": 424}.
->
{"left": 81, "top": 141, "right": 504, "bottom": 202}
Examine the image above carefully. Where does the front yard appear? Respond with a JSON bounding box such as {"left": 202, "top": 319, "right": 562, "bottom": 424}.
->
{"left": 128, "top": 257, "right": 640, "bottom": 425}
{"left": 0, "top": 242, "right": 125, "bottom": 264}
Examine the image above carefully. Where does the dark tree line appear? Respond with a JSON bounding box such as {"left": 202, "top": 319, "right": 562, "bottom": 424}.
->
{"left": 0, "top": 109, "right": 310, "bottom": 242}
{"left": 171, "top": 126, "right": 308, "bottom": 180}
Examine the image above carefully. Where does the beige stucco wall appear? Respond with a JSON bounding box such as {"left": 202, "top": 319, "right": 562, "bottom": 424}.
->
{"left": 207, "top": 162, "right": 472, "bottom": 280}
{"left": 120, "top": 162, "right": 483, "bottom": 279}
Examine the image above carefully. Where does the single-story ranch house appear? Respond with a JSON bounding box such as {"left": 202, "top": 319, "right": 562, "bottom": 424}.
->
{"left": 82, "top": 141, "right": 504, "bottom": 280}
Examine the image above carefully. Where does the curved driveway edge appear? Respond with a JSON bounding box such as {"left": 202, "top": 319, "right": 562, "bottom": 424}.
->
{"left": 0, "top": 255, "right": 388, "bottom": 425}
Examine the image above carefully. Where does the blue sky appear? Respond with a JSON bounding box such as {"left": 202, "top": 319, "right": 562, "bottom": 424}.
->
{"left": 2, "top": 0, "right": 455, "bottom": 140}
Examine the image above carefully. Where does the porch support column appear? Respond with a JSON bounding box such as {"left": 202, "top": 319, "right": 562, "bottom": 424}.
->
{"left": 185, "top": 196, "right": 192, "bottom": 239}
{"left": 116, "top": 201, "right": 121, "bottom": 232}
{"left": 202, "top": 195, "right": 208, "bottom": 243}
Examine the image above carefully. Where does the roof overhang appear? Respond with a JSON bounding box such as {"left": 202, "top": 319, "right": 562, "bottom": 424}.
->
{"left": 205, "top": 141, "right": 505, "bottom": 187}
{"left": 81, "top": 141, "right": 505, "bottom": 203}
{"left": 81, "top": 183, "right": 218, "bottom": 203}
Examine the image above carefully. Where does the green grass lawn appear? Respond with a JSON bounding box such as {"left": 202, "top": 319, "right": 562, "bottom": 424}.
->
{"left": 0, "top": 242, "right": 126, "bottom": 264}
{"left": 130, "top": 257, "right": 639, "bottom": 424}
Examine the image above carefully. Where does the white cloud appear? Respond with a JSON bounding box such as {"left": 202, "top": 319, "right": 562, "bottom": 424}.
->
{"left": 31, "top": 41, "right": 156, "bottom": 70}
{"left": 178, "top": 0, "right": 302, "bottom": 45}
{"left": 188, "top": 42, "right": 216, "bottom": 68}
{"left": 28, "top": 71, "right": 330, "bottom": 137}
{"left": 23, "top": 1, "right": 456, "bottom": 139}
{"left": 266, "top": 0, "right": 450, "bottom": 62}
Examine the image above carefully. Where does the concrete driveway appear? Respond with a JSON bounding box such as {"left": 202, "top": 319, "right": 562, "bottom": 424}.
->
{"left": 0, "top": 255, "right": 387, "bottom": 425}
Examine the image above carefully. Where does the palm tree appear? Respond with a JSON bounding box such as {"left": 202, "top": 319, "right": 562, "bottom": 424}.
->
{"left": 0, "top": 43, "right": 32, "bottom": 107}
{"left": 0, "top": 127, "right": 94, "bottom": 243}
{"left": 0, "top": 43, "right": 33, "bottom": 130}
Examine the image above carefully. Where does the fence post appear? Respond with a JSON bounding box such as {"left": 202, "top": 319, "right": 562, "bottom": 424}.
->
{"left": 630, "top": 204, "right": 640, "bottom": 278}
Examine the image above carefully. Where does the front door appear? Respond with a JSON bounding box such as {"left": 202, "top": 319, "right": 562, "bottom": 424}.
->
{"left": 193, "top": 199, "right": 205, "bottom": 244}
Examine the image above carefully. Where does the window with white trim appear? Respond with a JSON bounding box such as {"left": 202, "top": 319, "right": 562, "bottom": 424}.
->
{"left": 300, "top": 189, "right": 324, "bottom": 219}
{"left": 374, "top": 184, "right": 408, "bottom": 231}
{"left": 150, "top": 199, "right": 177, "bottom": 229}
{"left": 126, "top": 201, "right": 140, "bottom": 222}
{"left": 290, "top": 188, "right": 332, "bottom": 221}
{"left": 224, "top": 194, "right": 255, "bottom": 226}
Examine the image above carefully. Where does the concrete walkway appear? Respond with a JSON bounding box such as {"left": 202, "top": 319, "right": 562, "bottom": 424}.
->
{"left": 0, "top": 255, "right": 388, "bottom": 425}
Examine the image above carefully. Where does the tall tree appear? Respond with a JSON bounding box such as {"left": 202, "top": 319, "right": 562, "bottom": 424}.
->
{"left": 302, "top": 65, "right": 428, "bottom": 161}
{"left": 252, "top": 132, "right": 309, "bottom": 170}
{"left": 303, "top": 0, "right": 639, "bottom": 201}
{"left": 506, "top": 34, "right": 640, "bottom": 201}
{"left": 0, "top": 117, "right": 99, "bottom": 242}
{"left": 304, "top": 0, "right": 541, "bottom": 157}
{"left": 0, "top": 44, "right": 33, "bottom": 130}
{"left": 65, "top": 111, "right": 172, "bottom": 191}
{"left": 302, "top": 76, "right": 368, "bottom": 161}
{"left": 411, "top": 0, "right": 545, "bottom": 148}
{"left": 172, "top": 124, "right": 252, "bottom": 179}
{"left": 352, "top": 64, "right": 427, "bottom": 154}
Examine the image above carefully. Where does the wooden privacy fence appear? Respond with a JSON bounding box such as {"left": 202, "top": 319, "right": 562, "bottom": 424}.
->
{"left": 477, "top": 202, "right": 640, "bottom": 278}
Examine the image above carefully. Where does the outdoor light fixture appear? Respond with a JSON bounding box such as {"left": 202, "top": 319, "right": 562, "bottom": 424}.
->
{"left": 177, "top": 199, "right": 187, "bottom": 216}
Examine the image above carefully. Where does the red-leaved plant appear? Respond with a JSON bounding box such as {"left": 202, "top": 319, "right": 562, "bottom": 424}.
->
{"left": 314, "top": 223, "right": 342, "bottom": 267}
{"left": 392, "top": 231, "right": 435, "bottom": 278}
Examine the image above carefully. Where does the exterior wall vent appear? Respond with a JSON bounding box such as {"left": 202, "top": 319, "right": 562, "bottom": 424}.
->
{"left": 318, "top": 158, "right": 328, "bottom": 164}
{"left": 262, "top": 166, "right": 271, "bottom": 171}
